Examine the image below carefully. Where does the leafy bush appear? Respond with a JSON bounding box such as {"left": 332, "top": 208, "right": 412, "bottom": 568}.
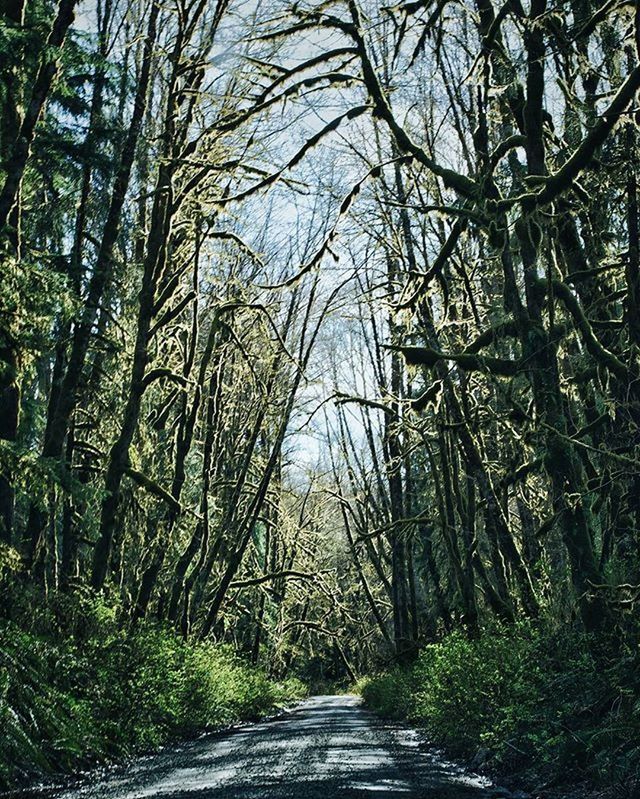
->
{"left": 357, "top": 623, "right": 640, "bottom": 789}
{"left": 0, "top": 594, "right": 307, "bottom": 791}
{"left": 356, "top": 669, "right": 413, "bottom": 719}
{"left": 410, "top": 626, "right": 544, "bottom": 757}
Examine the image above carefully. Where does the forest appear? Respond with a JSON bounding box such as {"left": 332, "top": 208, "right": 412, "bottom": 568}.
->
{"left": 1, "top": 0, "right": 640, "bottom": 795}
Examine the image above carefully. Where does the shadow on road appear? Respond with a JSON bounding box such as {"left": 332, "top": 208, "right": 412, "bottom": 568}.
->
{"left": 15, "top": 696, "right": 493, "bottom": 799}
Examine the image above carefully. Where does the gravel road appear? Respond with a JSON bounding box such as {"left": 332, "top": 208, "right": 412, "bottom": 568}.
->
{"left": 23, "top": 695, "right": 498, "bottom": 799}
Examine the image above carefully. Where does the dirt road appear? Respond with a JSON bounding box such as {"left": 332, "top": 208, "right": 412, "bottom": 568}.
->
{"left": 25, "top": 695, "right": 499, "bottom": 799}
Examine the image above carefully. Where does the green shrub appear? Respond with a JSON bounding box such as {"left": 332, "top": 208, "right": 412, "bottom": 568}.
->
{"left": 0, "top": 596, "right": 306, "bottom": 791}
{"left": 357, "top": 623, "right": 640, "bottom": 788}
{"left": 410, "top": 625, "right": 544, "bottom": 757}
{"left": 356, "top": 669, "right": 413, "bottom": 719}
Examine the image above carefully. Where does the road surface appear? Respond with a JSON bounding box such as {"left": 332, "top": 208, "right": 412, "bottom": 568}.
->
{"left": 24, "top": 695, "right": 500, "bottom": 799}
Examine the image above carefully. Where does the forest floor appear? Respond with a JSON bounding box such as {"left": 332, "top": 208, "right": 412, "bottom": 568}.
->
{"left": 4, "top": 695, "right": 526, "bottom": 799}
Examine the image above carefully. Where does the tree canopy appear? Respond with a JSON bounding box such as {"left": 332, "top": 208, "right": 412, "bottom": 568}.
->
{"left": 2, "top": 0, "right": 640, "bottom": 787}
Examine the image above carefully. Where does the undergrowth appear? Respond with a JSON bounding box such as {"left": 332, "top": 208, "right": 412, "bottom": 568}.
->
{"left": 0, "top": 585, "right": 306, "bottom": 791}
{"left": 357, "top": 622, "right": 640, "bottom": 792}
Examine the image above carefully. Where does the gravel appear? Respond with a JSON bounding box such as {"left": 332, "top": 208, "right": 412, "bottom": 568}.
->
{"left": 13, "top": 695, "right": 500, "bottom": 799}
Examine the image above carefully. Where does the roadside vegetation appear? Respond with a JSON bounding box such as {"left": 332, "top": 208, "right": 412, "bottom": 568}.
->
{"left": 358, "top": 623, "right": 640, "bottom": 793}
{"left": 0, "top": 581, "right": 306, "bottom": 791}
